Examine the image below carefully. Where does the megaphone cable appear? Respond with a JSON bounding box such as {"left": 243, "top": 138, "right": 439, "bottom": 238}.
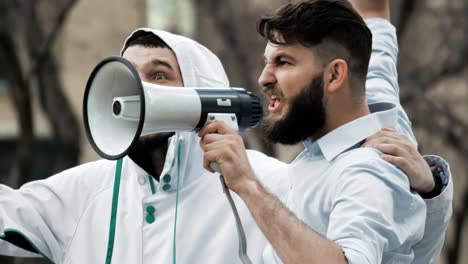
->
{"left": 219, "top": 175, "right": 253, "bottom": 264}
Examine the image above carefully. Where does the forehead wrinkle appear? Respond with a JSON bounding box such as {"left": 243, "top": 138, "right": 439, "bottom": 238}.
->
{"left": 264, "top": 44, "right": 296, "bottom": 63}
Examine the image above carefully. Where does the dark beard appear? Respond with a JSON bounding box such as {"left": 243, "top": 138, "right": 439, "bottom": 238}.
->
{"left": 130, "top": 132, "right": 175, "bottom": 153}
{"left": 128, "top": 132, "right": 174, "bottom": 178}
{"left": 261, "top": 74, "right": 326, "bottom": 145}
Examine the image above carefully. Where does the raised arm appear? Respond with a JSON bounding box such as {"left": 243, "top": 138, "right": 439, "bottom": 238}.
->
{"left": 350, "top": 0, "right": 417, "bottom": 144}
{"left": 349, "top": 0, "right": 390, "bottom": 20}
{"left": 349, "top": 1, "right": 453, "bottom": 263}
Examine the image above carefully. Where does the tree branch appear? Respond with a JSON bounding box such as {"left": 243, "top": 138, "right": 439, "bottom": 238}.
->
{"left": 26, "top": 0, "right": 77, "bottom": 86}
{"left": 0, "top": 0, "right": 35, "bottom": 188}
{"left": 25, "top": 0, "right": 81, "bottom": 172}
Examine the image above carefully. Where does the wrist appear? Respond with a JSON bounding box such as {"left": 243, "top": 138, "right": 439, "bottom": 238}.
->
{"left": 416, "top": 174, "right": 436, "bottom": 193}
{"left": 420, "top": 166, "right": 444, "bottom": 199}
{"left": 235, "top": 177, "right": 264, "bottom": 201}
{"left": 360, "top": 10, "right": 390, "bottom": 20}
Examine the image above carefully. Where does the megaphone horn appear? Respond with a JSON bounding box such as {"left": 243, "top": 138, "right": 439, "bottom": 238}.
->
{"left": 83, "top": 56, "right": 262, "bottom": 160}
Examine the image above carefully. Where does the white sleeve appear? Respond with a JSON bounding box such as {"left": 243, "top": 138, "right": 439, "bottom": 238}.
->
{"left": 0, "top": 160, "right": 109, "bottom": 262}
{"left": 411, "top": 155, "right": 453, "bottom": 264}
{"left": 365, "top": 18, "right": 417, "bottom": 145}
{"left": 0, "top": 239, "right": 41, "bottom": 257}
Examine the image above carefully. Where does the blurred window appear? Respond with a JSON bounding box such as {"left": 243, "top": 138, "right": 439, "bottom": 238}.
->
{"left": 147, "top": 0, "right": 195, "bottom": 37}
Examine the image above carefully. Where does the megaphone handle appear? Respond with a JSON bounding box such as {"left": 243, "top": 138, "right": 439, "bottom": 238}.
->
{"left": 215, "top": 168, "right": 252, "bottom": 264}
{"left": 209, "top": 161, "right": 222, "bottom": 174}
{"left": 205, "top": 115, "right": 251, "bottom": 263}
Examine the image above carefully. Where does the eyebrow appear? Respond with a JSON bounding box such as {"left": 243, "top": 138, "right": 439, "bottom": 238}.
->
{"left": 151, "top": 59, "right": 174, "bottom": 71}
{"left": 264, "top": 52, "right": 296, "bottom": 64}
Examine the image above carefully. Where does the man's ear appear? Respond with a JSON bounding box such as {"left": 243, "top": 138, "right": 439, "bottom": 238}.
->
{"left": 324, "top": 59, "right": 348, "bottom": 94}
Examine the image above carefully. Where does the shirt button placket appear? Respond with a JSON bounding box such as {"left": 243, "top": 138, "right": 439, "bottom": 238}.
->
{"left": 145, "top": 205, "right": 156, "bottom": 224}
{"left": 162, "top": 174, "right": 172, "bottom": 191}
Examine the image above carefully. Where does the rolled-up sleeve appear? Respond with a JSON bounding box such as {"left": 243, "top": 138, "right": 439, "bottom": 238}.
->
{"left": 365, "top": 18, "right": 417, "bottom": 145}
{"left": 326, "top": 158, "right": 426, "bottom": 264}
{"left": 411, "top": 155, "right": 453, "bottom": 264}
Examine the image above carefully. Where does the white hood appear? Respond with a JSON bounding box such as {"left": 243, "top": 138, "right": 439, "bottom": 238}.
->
{"left": 121, "top": 28, "right": 229, "bottom": 189}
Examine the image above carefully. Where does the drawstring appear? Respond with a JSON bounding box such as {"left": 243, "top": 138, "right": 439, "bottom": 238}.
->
{"left": 108, "top": 139, "right": 250, "bottom": 264}
{"left": 106, "top": 138, "right": 182, "bottom": 264}
{"left": 172, "top": 138, "right": 183, "bottom": 264}
{"left": 106, "top": 159, "right": 123, "bottom": 264}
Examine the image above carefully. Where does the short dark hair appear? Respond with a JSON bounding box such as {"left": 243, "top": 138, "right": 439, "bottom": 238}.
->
{"left": 257, "top": 0, "right": 372, "bottom": 95}
{"left": 122, "top": 31, "right": 170, "bottom": 54}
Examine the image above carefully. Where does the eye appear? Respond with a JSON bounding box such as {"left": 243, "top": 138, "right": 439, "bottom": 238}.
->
{"left": 277, "top": 60, "right": 291, "bottom": 66}
{"left": 153, "top": 72, "right": 168, "bottom": 81}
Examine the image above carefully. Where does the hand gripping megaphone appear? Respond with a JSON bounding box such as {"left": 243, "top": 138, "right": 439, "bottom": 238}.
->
{"left": 83, "top": 56, "right": 262, "bottom": 160}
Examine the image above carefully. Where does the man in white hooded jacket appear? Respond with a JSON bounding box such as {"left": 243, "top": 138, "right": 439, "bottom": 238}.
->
{"left": 0, "top": 28, "right": 289, "bottom": 264}
{"left": 0, "top": 4, "right": 451, "bottom": 264}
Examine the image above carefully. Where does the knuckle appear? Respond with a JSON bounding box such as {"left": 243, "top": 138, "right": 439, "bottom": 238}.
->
{"left": 402, "top": 142, "right": 413, "bottom": 151}
{"left": 399, "top": 158, "right": 409, "bottom": 167}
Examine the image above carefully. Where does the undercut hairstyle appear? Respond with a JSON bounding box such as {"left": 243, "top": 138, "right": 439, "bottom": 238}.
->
{"left": 122, "top": 31, "right": 171, "bottom": 54}
{"left": 257, "top": 0, "right": 372, "bottom": 96}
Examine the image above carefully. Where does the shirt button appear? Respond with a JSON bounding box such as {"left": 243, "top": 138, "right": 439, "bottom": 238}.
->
{"left": 162, "top": 184, "right": 171, "bottom": 191}
{"left": 163, "top": 174, "right": 172, "bottom": 183}
{"left": 146, "top": 205, "right": 156, "bottom": 214}
{"left": 138, "top": 175, "right": 146, "bottom": 185}
{"left": 145, "top": 214, "right": 155, "bottom": 224}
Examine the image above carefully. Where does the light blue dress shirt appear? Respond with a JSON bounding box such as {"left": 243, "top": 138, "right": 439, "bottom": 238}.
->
{"left": 262, "top": 103, "right": 427, "bottom": 264}
{"left": 262, "top": 19, "right": 439, "bottom": 264}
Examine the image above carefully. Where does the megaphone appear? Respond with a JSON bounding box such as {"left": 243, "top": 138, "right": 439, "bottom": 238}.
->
{"left": 83, "top": 56, "right": 262, "bottom": 160}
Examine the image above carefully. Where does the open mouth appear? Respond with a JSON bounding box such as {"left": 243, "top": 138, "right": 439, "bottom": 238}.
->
{"left": 268, "top": 96, "right": 284, "bottom": 113}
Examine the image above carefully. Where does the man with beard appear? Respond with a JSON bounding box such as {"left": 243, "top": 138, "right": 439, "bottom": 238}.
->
{"left": 199, "top": 0, "right": 451, "bottom": 263}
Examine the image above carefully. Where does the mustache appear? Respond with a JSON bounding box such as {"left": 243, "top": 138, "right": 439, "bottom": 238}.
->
{"left": 262, "top": 85, "right": 283, "bottom": 99}
{"left": 262, "top": 85, "right": 272, "bottom": 94}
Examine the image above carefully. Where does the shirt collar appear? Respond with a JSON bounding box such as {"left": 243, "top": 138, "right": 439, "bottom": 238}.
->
{"left": 303, "top": 102, "right": 398, "bottom": 161}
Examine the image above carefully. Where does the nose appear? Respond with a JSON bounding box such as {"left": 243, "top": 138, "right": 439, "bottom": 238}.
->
{"left": 258, "top": 65, "right": 276, "bottom": 90}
